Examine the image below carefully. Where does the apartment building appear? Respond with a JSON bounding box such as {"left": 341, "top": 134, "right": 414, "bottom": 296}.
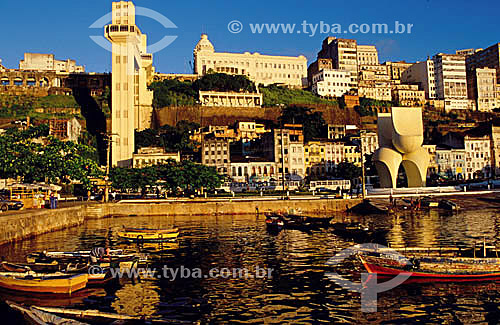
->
{"left": 466, "top": 43, "right": 500, "bottom": 84}
{"left": 392, "top": 84, "right": 425, "bottom": 106}
{"left": 464, "top": 135, "right": 491, "bottom": 179}
{"left": 357, "top": 45, "right": 379, "bottom": 66}
{"left": 307, "top": 58, "right": 332, "bottom": 86}
{"left": 317, "top": 37, "right": 359, "bottom": 89}
{"left": 358, "top": 80, "right": 392, "bottom": 101}
{"left": 202, "top": 135, "right": 231, "bottom": 175}
{"left": 435, "top": 146, "right": 466, "bottom": 179}
{"left": 383, "top": 61, "right": 414, "bottom": 83}
{"left": 193, "top": 34, "right": 307, "bottom": 87}
{"left": 311, "top": 69, "right": 351, "bottom": 97}
{"left": 433, "top": 53, "right": 468, "bottom": 110}
{"left": 304, "top": 141, "right": 326, "bottom": 177}
{"left": 466, "top": 67, "right": 498, "bottom": 111}
{"left": 401, "top": 60, "right": 437, "bottom": 100}
{"left": 360, "top": 131, "right": 379, "bottom": 155}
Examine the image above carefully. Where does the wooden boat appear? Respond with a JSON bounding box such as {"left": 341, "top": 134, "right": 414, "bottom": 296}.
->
{"left": 1, "top": 260, "right": 87, "bottom": 274}
{"left": 265, "top": 215, "right": 285, "bottom": 232}
{"left": 0, "top": 273, "right": 88, "bottom": 294}
{"left": 123, "top": 226, "right": 179, "bottom": 233}
{"left": 116, "top": 229, "right": 180, "bottom": 241}
{"left": 7, "top": 301, "right": 88, "bottom": 325}
{"left": 332, "top": 222, "right": 388, "bottom": 243}
{"left": 438, "top": 199, "right": 459, "bottom": 211}
{"left": 359, "top": 252, "right": 500, "bottom": 283}
{"left": 27, "top": 250, "right": 136, "bottom": 265}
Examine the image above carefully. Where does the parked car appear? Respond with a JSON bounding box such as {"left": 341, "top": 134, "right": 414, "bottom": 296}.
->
{"left": 0, "top": 196, "right": 24, "bottom": 212}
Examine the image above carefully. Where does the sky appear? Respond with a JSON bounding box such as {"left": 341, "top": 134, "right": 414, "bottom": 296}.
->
{"left": 0, "top": 0, "right": 499, "bottom": 73}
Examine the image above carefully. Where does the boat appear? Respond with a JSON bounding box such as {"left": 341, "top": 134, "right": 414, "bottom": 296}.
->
{"left": 116, "top": 228, "right": 180, "bottom": 241}
{"left": 0, "top": 273, "right": 88, "bottom": 294}
{"left": 265, "top": 214, "right": 285, "bottom": 232}
{"left": 7, "top": 301, "right": 88, "bottom": 325}
{"left": 438, "top": 199, "right": 459, "bottom": 211}
{"left": 332, "top": 222, "right": 388, "bottom": 243}
{"left": 123, "top": 226, "right": 179, "bottom": 233}
{"left": 359, "top": 246, "right": 500, "bottom": 283}
{"left": 26, "top": 250, "right": 137, "bottom": 266}
{"left": 1, "top": 260, "right": 86, "bottom": 274}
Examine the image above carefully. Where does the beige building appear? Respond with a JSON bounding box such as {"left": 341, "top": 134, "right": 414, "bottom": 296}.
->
{"left": 202, "top": 135, "right": 231, "bottom": 175}
{"left": 199, "top": 91, "right": 262, "bottom": 107}
{"left": 433, "top": 53, "right": 468, "bottom": 110}
{"left": 105, "top": 1, "right": 155, "bottom": 166}
{"left": 318, "top": 37, "right": 359, "bottom": 89}
{"left": 357, "top": 45, "right": 379, "bottom": 66}
{"left": 132, "top": 147, "right": 181, "bottom": 168}
{"left": 360, "top": 131, "right": 379, "bottom": 155}
{"left": 465, "top": 135, "right": 491, "bottom": 179}
{"left": 19, "top": 53, "right": 84, "bottom": 73}
{"left": 467, "top": 67, "right": 497, "bottom": 111}
{"left": 193, "top": 34, "right": 307, "bottom": 87}
{"left": 358, "top": 80, "right": 391, "bottom": 101}
{"left": 392, "top": 84, "right": 425, "bottom": 106}
{"left": 383, "top": 61, "right": 414, "bottom": 82}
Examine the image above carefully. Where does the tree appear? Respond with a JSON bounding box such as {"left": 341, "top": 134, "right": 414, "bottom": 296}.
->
{"left": 279, "top": 105, "right": 326, "bottom": 141}
{"left": 135, "top": 120, "right": 200, "bottom": 154}
{"left": 193, "top": 73, "right": 256, "bottom": 93}
{"left": 335, "top": 161, "right": 362, "bottom": 181}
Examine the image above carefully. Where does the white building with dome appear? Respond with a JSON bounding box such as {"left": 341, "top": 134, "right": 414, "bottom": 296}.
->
{"left": 193, "top": 34, "right": 307, "bottom": 88}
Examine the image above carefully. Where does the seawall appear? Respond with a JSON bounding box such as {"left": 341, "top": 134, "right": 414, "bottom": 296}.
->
{"left": 0, "top": 198, "right": 361, "bottom": 246}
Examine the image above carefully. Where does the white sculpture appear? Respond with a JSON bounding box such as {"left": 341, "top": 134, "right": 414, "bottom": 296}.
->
{"left": 373, "top": 107, "right": 429, "bottom": 188}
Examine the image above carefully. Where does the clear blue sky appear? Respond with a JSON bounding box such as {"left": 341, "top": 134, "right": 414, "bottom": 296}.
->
{"left": 1, "top": 0, "right": 498, "bottom": 73}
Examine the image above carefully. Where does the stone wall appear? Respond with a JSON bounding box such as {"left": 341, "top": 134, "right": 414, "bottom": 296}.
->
{"left": 0, "top": 198, "right": 361, "bottom": 245}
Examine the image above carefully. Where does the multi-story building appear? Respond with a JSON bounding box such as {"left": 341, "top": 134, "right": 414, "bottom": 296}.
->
{"left": 317, "top": 37, "right": 359, "bottom": 89}
{"left": 311, "top": 69, "right": 351, "bottom": 98}
{"left": 466, "top": 67, "right": 497, "bottom": 112}
{"left": 304, "top": 141, "right": 326, "bottom": 177}
{"left": 327, "top": 124, "right": 346, "bottom": 140}
{"left": 358, "top": 65, "right": 390, "bottom": 82}
{"left": 464, "top": 135, "right": 491, "bottom": 179}
{"left": 435, "top": 146, "right": 466, "bottom": 179}
{"left": 456, "top": 49, "right": 481, "bottom": 57}
{"left": 199, "top": 91, "right": 262, "bottom": 107}
{"left": 392, "top": 84, "right": 425, "bottom": 106}
{"left": 466, "top": 43, "right": 500, "bottom": 84}
{"left": 325, "top": 141, "right": 345, "bottom": 173}
{"left": 433, "top": 53, "right": 468, "bottom": 110}
{"left": 358, "top": 80, "right": 391, "bottom": 101}
{"left": 19, "top": 53, "right": 85, "bottom": 73}
{"left": 202, "top": 135, "right": 231, "bottom": 175}
{"left": 383, "top": 61, "right": 414, "bottom": 83}
{"left": 132, "top": 147, "right": 181, "bottom": 168}
{"left": 307, "top": 58, "right": 332, "bottom": 86}
{"left": 360, "top": 131, "right": 379, "bottom": 155}
{"left": 423, "top": 144, "right": 438, "bottom": 176}
{"left": 229, "top": 156, "right": 277, "bottom": 183}
{"left": 357, "top": 45, "right": 379, "bottom": 66}
{"left": 104, "top": 1, "right": 155, "bottom": 166}
{"left": 193, "top": 34, "right": 307, "bottom": 87}
{"left": 343, "top": 141, "right": 362, "bottom": 167}
{"left": 261, "top": 124, "right": 305, "bottom": 180}
{"left": 401, "top": 59, "right": 437, "bottom": 100}
{"left": 491, "top": 125, "right": 500, "bottom": 177}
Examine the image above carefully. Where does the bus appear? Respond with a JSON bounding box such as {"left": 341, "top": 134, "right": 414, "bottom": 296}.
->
{"left": 308, "top": 179, "right": 351, "bottom": 192}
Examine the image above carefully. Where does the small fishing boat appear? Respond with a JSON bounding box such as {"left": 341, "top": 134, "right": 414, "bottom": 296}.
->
{"left": 438, "top": 199, "right": 459, "bottom": 211}
{"left": 265, "top": 214, "right": 285, "bottom": 232}
{"left": 332, "top": 222, "right": 388, "bottom": 243}
{"left": 27, "top": 250, "right": 136, "bottom": 265}
{"left": 123, "top": 226, "right": 179, "bottom": 233}
{"left": 0, "top": 273, "right": 88, "bottom": 294}
{"left": 1, "top": 260, "right": 86, "bottom": 274}
{"left": 7, "top": 301, "right": 88, "bottom": 325}
{"left": 116, "top": 228, "right": 180, "bottom": 242}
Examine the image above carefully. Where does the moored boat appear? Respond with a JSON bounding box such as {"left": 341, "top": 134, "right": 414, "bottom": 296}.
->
{"left": 359, "top": 253, "right": 500, "bottom": 283}
{"left": 7, "top": 301, "right": 88, "bottom": 325}
{"left": 0, "top": 273, "right": 88, "bottom": 294}
{"left": 265, "top": 215, "right": 285, "bottom": 232}
{"left": 332, "top": 222, "right": 388, "bottom": 243}
{"left": 116, "top": 229, "right": 180, "bottom": 241}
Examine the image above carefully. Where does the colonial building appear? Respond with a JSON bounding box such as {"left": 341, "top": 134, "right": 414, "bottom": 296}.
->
{"left": 132, "top": 147, "right": 181, "bottom": 168}
{"left": 199, "top": 91, "right": 262, "bottom": 107}
{"left": 193, "top": 34, "right": 307, "bottom": 87}
{"left": 466, "top": 67, "right": 497, "bottom": 112}
{"left": 464, "top": 135, "right": 491, "bottom": 179}
{"left": 229, "top": 156, "right": 277, "bottom": 183}
{"left": 104, "top": 1, "right": 155, "bottom": 166}
{"left": 19, "top": 53, "right": 84, "bottom": 73}
{"left": 311, "top": 69, "right": 351, "bottom": 98}
{"left": 360, "top": 131, "right": 379, "bottom": 155}
{"left": 202, "top": 135, "right": 231, "bottom": 175}
{"left": 435, "top": 146, "right": 466, "bottom": 179}
{"left": 358, "top": 80, "right": 392, "bottom": 101}
{"left": 392, "top": 84, "right": 425, "bottom": 106}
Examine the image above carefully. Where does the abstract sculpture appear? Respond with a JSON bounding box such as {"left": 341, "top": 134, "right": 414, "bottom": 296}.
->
{"left": 373, "top": 107, "right": 429, "bottom": 188}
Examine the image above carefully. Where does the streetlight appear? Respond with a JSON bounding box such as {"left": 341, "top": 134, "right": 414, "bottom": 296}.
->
{"left": 102, "top": 132, "right": 119, "bottom": 203}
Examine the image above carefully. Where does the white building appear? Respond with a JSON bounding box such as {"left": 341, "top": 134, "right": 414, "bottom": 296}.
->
{"left": 193, "top": 34, "right": 307, "bottom": 87}
{"left": 467, "top": 67, "right": 498, "bottom": 112}
{"left": 19, "top": 53, "right": 85, "bottom": 73}
{"left": 311, "top": 69, "right": 351, "bottom": 97}
{"left": 357, "top": 45, "right": 379, "bottom": 66}
{"left": 132, "top": 147, "right": 181, "bottom": 168}
{"left": 433, "top": 53, "right": 468, "bottom": 110}
{"left": 401, "top": 59, "right": 437, "bottom": 100}
{"left": 358, "top": 81, "right": 392, "bottom": 101}
{"left": 465, "top": 135, "right": 491, "bottom": 179}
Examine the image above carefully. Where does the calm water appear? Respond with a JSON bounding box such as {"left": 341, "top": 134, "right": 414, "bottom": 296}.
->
{"left": 2, "top": 208, "right": 500, "bottom": 324}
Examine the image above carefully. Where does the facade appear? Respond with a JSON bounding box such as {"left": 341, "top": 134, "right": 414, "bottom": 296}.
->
{"left": 435, "top": 147, "right": 466, "bottom": 179}
{"left": 199, "top": 91, "right": 262, "bottom": 107}
{"left": 383, "top": 61, "right": 414, "bottom": 82}
{"left": 105, "top": 1, "right": 155, "bottom": 166}
{"left": 261, "top": 124, "right": 305, "bottom": 180}
{"left": 357, "top": 45, "right": 379, "bottom": 66}
{"left": 132, "top": 147, "right": 181, "bottom": 168}
{"left": 327, "top": 124, "right": 346, "bottom": 140}
{"left": 423, "top": 144, "right": 438, "bottom": 176}
{"left": 230, "top": 157, "right": 277, "bottom": 183}
{"left": 307, "top": 58, "right": 332, "bottom": 86}
{"left": 360, "top": 131, "right": 379, "bottom": 155}
{"left": 466, "top": 43, "right": 500, "bottom": 84}
{"left": 311, "top": 69, "right": 351, "bottom": 98}
{"left": 304, "top": 141, "right": 326, "bottom": 177}
{"left": 202, "top": 136, "right": 231, "bottom": 175}
{"left": 401, "top": 60, "right": 437, "bottom": 100}
{"left": 358, "top": 65, "right": 390, "bottom": 82}
{"left": 358, "top": 80, "right": 392, "bottom": 101}
{"left": 317, "top": 37, "right": 359, "bottom": 89}
{"left": 392, "top": 84, "right": 425, "bottom": 106}
{"left": 325, "top": 141, "right": 345, "bottom": 173}
{"left": 464, "top": 135, "right": 491, "bottom": 179}
{"left": 193, "top": 34, "right": 307, "bottom": 87}
{"left": 343, "top": 142, "right": 362, "bottom": 167}
{"left": 19, "top": 53, "right": 84, "bottom": 73}
{"left": 433, "top": 53, "right": 468, "bottom": 110}
{"left": 466, "top": 67, "right": 498, "bottom": 111}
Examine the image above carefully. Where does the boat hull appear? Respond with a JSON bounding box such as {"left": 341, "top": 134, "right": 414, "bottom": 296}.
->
{"left": 117, "top": 230, "right": 179, "bottom": 241}
{"left": 0, "top": 273, "right": 88, "bottom": 294}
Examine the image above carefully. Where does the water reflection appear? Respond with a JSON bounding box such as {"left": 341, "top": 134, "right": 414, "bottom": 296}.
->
{"left": 0, "top": 208, "right": 500, "bottom": 323}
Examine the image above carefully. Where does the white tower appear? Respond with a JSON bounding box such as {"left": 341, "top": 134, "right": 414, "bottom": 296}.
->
{"left": 105, "top": 1, "right": 154, "bottom": 166}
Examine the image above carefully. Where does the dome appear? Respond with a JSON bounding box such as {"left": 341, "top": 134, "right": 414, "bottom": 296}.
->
{"left": 194, "top": 34, "right": 215, "bottom": 53}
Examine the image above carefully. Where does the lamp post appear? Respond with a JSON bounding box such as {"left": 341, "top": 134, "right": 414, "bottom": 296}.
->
{"left": 102, "top": 133, "right": 119, "bottom": 203}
